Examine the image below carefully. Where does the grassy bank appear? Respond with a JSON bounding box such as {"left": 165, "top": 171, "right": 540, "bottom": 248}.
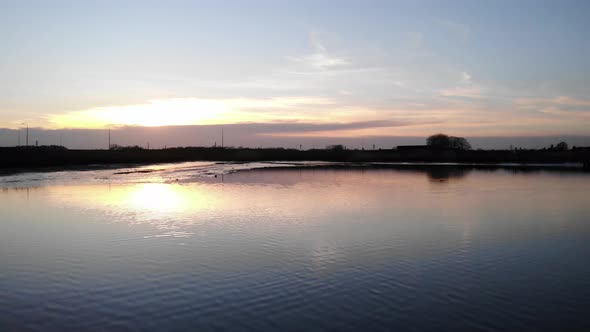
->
{"left": 1, "top": 146, "right": 589, "bottom": 170}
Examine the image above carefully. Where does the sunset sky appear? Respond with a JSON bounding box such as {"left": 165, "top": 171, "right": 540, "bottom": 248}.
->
{"left": 1, "top": 0, "right": 589, "bottom": 148}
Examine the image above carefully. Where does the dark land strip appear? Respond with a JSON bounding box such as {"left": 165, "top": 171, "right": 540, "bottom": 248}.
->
{"left": 1, "top": 146, "right": 589, "bottom": 174}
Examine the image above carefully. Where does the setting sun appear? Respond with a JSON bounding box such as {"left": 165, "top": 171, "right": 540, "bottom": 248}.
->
{"left": 50, "top": 99, "right": 231, "bottom": 128}
{"left": 47, "top": 97, "right": 336, "bottom": 129}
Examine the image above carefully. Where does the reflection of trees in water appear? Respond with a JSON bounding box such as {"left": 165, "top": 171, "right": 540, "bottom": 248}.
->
{"left": 426, "top": 167, "right": 470, "bottom": 183}
{"left": 1, "top": 186, "right": 33, "bottom": 201}
{"left": 424, "top": 165, "right": 585, "bottom": 183}
{"left": 1, "top": 186, "right": 41, "bottom": 192}
{"left": 224, "top": 164, "right": 586, "bottom": 187}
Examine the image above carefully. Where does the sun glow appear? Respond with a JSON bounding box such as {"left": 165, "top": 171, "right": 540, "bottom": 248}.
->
{"left": 49, "top": 97, "right": 336, "bottom": 129}
{"left": 51, "top": 99, "right": 231, "bottom": 128}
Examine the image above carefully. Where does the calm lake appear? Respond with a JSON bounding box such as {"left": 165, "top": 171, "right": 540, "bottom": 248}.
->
{"left": 1, "top": 162, "right": 589, "bottom": 331}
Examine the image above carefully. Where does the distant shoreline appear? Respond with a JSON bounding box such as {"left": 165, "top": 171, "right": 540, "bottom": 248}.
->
{"left": 1, "top": 146, "right": 589, "bottom": 172}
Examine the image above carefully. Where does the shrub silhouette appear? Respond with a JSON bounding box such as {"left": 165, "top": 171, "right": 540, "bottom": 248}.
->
{"left": 426, "top": 134, "right": 471, "bottom": 150}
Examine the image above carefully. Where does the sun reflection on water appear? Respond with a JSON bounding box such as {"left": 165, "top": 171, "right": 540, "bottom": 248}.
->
{"left": 126, "top": 183, "right": 189, "bottom": 213}
{"left": 53, "top": 182, "right": 217, "bottom": 215}
{"left": 45, "top": 182, "right": 224, "bottom": 237}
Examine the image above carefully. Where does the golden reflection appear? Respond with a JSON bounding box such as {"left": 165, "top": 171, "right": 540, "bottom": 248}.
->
{"left": 42, "top": 169, "right": 511, "bottom": 234}
{"left": 126, "top": 183, "right": 188, "bottom": 212}
{"left": 13, "top": 169, "right": 588, "bottom": 250}
{"left": 49, "top": 183, "right": 218, "bottom": 218}
{"left": 46, "top": 170, "right": 454, "bottom": 220}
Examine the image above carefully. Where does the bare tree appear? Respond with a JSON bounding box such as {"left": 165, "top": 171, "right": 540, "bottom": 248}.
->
{"left": 426, "top": 134, "right": 472, "bottom": 150}
{"left": 555, "top": 142, "right": 568, "bottom": 151}
{"left": 426, "top": 134, "right": 451, "bottom": 148}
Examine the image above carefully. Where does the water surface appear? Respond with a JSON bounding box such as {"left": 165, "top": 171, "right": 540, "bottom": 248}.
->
{"left": 1, "top": 163, "right": 589, "bottom": 331}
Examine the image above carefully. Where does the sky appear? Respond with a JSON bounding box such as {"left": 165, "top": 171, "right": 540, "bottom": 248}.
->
{"left": 1, "top": 0, "right": 589, "bottom": 148}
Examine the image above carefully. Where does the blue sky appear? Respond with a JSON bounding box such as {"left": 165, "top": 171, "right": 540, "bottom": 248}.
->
{"left": 1, "top": 0, "right": 589, "bottom": 146}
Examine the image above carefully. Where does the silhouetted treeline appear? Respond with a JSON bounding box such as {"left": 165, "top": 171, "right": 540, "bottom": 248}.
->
{"left": 1, "top": 145, "right": 589, "bottom": 170}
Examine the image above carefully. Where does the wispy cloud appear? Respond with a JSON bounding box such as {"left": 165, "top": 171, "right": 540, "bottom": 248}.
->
{"left": 256, "top": 120, "right": 418, "bottom": 135}
{"left": 440, "top": 86, "right": 482, "bottom": 98}
{"left": 515, "top": 96, "right": 590, "bottom": 120}
{"left": 439, "top": 71, "right": 483, "bottom": 98}
{"left": 516, "top": 96, "right": 590, "bottom": 108}
{"left": 286, "top": 31, "right": 349, "bottom": 70}
{"left": 460, "top": 72, "right": 472, "bottom": 84}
